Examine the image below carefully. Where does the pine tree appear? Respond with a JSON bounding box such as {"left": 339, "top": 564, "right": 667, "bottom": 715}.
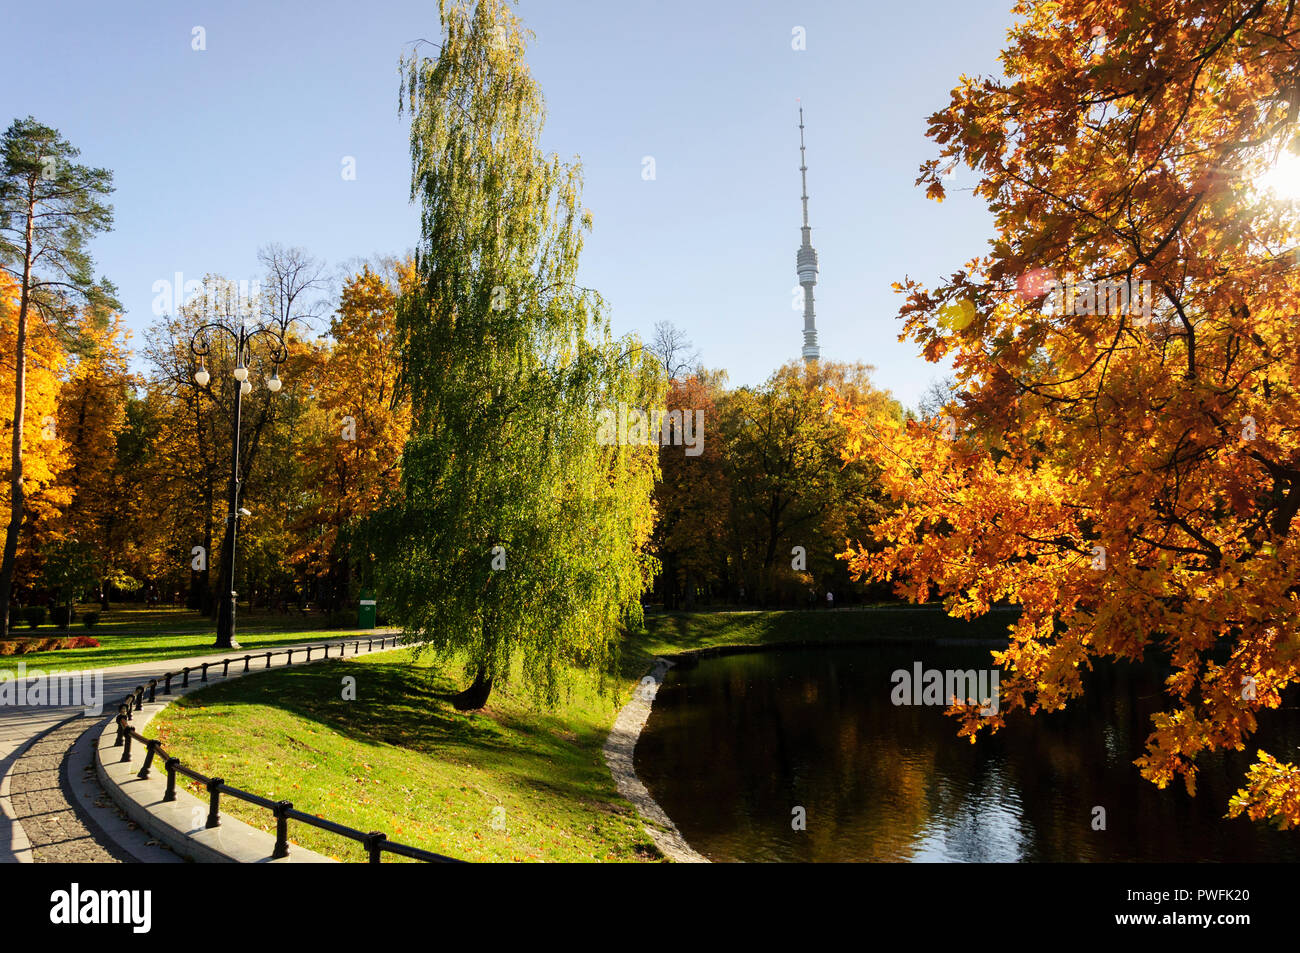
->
{"left": 0, "top": 117, "right": 117, "bottom": 637}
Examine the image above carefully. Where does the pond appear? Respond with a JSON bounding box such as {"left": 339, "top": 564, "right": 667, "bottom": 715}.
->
{"left": 634, "top": 644, "right": 1300, "bottom": 862}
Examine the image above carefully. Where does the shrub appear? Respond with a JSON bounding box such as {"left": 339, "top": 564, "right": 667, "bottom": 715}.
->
{"left": 8, "top": 638, "right": 51, "bottom": 654}
{"left": 81, "top": 611, "right": 100, "bottom": 629}
{"left": 22, "top": 606, "right": 45, "bottom": 629}
{"left": 0, "top": 635, "right": 101, "bottom": 655}
{"left": 50, "top": 605, "right": 76, "bottom": 628}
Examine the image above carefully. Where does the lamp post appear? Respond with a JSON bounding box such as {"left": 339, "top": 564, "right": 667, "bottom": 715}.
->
{"left": 190, "top": 320, "right": 287, "bottom": 649}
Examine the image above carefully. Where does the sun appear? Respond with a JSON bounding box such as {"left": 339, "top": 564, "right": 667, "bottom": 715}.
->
{"left": 1256, "top": 146, "right": 1300, "bottom": 202}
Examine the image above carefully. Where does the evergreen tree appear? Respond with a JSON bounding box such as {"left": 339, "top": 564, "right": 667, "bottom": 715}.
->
{"left": 0, "top": 117, "right": 117, "bottom": 637}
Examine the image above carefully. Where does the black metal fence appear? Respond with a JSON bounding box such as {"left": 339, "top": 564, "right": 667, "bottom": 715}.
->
{"left": 110, "top": 635, "right": 461, "bottom": 864}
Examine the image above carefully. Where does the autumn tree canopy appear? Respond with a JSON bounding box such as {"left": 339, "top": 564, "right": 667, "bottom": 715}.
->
{"left": 836, "top": 0, "right": 1300, "bottom": 827}
{"left": 291, "top": 261, "right": 414, "bottom": 606}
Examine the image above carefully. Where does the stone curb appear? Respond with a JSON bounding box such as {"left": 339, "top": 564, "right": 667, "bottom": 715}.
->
{"left": 65, "top": 716, "right": 183, "bottom": 863}
{"left": 603, "top": 657, "right": 709, "bottom": 863}
{"left": 95, "top": 638, "right": 412, "bottom": 864}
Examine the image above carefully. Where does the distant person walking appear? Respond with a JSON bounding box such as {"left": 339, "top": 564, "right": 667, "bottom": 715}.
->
{"left": 825, "top": 590, "right": 834, "bottom": 609}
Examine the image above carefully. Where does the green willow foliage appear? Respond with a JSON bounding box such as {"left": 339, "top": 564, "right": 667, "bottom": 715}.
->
{"left": 377, "top": 0, "right": 662, "bottom": 705}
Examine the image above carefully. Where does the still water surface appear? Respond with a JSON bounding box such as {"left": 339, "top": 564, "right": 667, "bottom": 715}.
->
{"left": 634, "top": 645, "right": 1300, "bottom": 862}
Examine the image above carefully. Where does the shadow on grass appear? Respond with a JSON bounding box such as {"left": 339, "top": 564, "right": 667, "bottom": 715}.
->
{"left": 163, "top": 655, "right": 619, "bottom": 809}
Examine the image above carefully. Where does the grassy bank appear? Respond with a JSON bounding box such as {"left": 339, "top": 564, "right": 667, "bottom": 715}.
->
{"left": 146, "top": 606, "right": 1016, "bottom": 863}
{"left": 150, "top": 649, "right": 658, "bottom": 863}
{"left": 634, "top": 605, "right": 1016, "bottom": 658}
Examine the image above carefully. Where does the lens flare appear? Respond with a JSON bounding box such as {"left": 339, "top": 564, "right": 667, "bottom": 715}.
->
{"left": 1258, "top": 147, "right": 1300, "bottom": 202}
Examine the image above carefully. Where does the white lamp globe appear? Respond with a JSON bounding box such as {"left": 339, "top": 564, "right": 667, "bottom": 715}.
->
{"left": 233, "top": 366, "right": 249, "bottom": 382}
{"left": 194, "top": 367, "right": 210, "bottom": 386}
{"left": 240, "top": 380, "right": 252, "bottom": 395}
{"left": 267, "top": 371, "right": 282, "bottom": 393}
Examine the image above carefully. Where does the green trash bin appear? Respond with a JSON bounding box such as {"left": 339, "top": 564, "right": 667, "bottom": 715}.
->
{"left": 358, "top": 590, "right": 377, "bottom": 629}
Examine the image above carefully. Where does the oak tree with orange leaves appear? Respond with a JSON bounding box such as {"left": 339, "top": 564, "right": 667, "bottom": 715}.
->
{"left": 836, "top": 0, "right": 1300, "bottom": 827}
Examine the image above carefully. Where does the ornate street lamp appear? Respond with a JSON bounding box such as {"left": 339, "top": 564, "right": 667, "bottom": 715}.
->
{"left": 190, "top": 320, "right": 288, "bottom": 648}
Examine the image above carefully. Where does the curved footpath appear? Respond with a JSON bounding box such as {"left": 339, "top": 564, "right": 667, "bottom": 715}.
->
{"left": 0, "top": 632, "right": 400, "bottom": 863}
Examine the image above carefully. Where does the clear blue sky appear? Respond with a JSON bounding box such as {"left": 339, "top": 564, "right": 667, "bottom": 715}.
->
{"left": 6, "top": 0, "right": 1013, "bottom": 409}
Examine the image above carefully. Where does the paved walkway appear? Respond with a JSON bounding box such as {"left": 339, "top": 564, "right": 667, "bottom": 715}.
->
{"left": 0, "top": 631, "right": 402, "bottom": 863}
{"left": 7, "top": 717, "right": 133, "bottom": 862}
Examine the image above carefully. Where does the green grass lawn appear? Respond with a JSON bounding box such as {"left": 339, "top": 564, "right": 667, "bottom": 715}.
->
{"left": 16, "top": 604, "right": 364, "bottom": 634}
{"left": 0, "top": 619, "right": 396, "bottom": 676}
{"left": 151, "top": 649, "right": 660, "bottom": 863}
{"left": 146, "top": 605, "right": 1015, "bottom": 863}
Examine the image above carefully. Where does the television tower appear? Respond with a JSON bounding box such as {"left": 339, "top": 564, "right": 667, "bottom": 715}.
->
{"left": 796, "top": 106, "right": 821, "bottom": 364}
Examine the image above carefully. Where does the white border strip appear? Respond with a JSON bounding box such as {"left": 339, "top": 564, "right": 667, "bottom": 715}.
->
{"left": 603, "top": 657, "right": 708, "bottom": 863}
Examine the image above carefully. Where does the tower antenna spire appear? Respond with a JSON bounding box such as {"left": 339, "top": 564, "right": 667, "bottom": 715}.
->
{"left": 799, "top": 106, "right": 810, "bottom": 228}
{"left": 795, "top": 104, "right": 821, "bottom": 364}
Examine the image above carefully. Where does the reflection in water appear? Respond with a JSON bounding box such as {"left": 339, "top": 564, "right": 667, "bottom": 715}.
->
{"left": 634, "top": 645, "right": 1300, "bottom": 862}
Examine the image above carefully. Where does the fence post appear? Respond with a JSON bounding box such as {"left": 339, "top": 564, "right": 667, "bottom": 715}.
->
{"left": 147, "top": 679, "right": 157, "bottom": 703}
{"left": 137, "top": 739, "right": 160, "bottom": 780}
{"left": 222, "top": 659, "right": 231, "bottom": 677}
{"left": 286, "top": 649, "right": 293, "bottom": 665}
{"left": 114, "top": 706, "right": 129, "bottom": 746}
{"left": 306, "top": 646, "right": 312, "bottom": 661}
{"left": 206, "top": 778, "right": 224, "bottom": 828}
{"left": 134, "top": 686, "right": 144, "bottom": 712}
{"left": 163, "top": 757, "right": 179, "bottom": 802}
{"left": 163, "top": 673, "right": 173, "bottom": 695}
{"left": 272, "top": 801, "right": 292, "bottom": 859}
{"left": 265, "top": 652, "right": 272, "bottom": 669}
{"left": 243, "top": 655, "right": 251, "bottom": 673}
{"left": 364, "top": 831, "right": 387, "bottom": 863}
{"left": 182, "top": 667, "right": 190, "bottom": 688}
{"left": 118, "top": 719, "right": 133, "bottom": 763}
{"left": 201, "top": 663, "right": 209, "bottom": 683}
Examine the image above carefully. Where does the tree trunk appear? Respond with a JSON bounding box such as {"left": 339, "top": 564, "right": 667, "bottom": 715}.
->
{"left": 0, "top": 191, "right": 35, "bottom": 640}
{"left": 452, "top": 666, "right": 493, "bottom": 710}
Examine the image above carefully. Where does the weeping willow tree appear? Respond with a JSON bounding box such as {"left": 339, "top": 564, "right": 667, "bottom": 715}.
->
{"left": 376, "top": 0, "right": 662, "bottom": 709}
